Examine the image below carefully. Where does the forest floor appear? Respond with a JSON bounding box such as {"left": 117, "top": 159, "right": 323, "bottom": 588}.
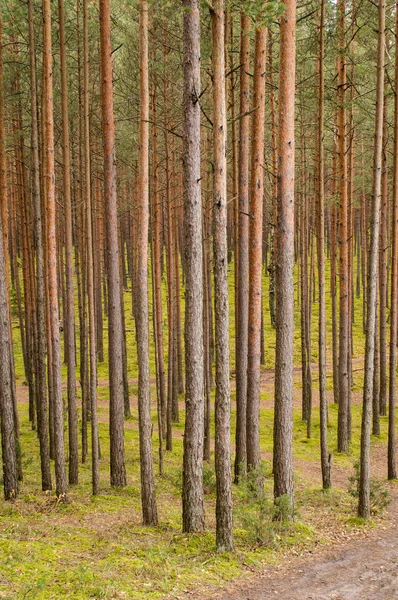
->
{"left": 0, "top": 364, "right": 396, "bottom": 600}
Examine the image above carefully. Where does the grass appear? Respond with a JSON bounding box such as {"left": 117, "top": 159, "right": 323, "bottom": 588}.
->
{"left": 0, "top": 258, "right": 394, "bottom": 599}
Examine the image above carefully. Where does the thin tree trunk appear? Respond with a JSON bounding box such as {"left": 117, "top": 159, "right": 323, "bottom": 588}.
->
{"left": 358, "top": 0, "right": 385, "bottom": 518}
{"left": 337, "top": 0, "right": 350, "bottom": 453}
{"left": 388, "top": 0, "right": 398, "bottom": 481}
{"left": 211, "top": 0, "right": 234, "bottom": 553}
{"left": 136, "top": 0, "right": 158, "bottom": 526}
{"left": 83, "top": 0, "right": 100, "bottom": 495}
{"left": 99, "top": 0, "right": 126, "bottom": 487}
{"left": 0, "top": 16, "right": 18, "bottom": 501}
{"left": 317, "top": 0, "right": 331, "bottom": 489}
{"left": 58, "top": 0, "right": 78, "bottom": 486}
{"left": 331, "top": 128, "right": 339, "bottom": 406}
{"left": 234, "top": 12, "right": 250, "bottom": 482}
{"left": 151, "top": 72, "right": 167, "bottom": 440}
{"left": 268, "top": 30, "right": 277, "bottom": 330}
{"left": 273, "top": 0, "right": 296, "bottom": 502}
{"left": 247, "top": 25, "right": 267, "bottom": 473}
{"left": 43, "top": 0, "right": 68, "bottom": 499}
{"left": 182, "top": 0, "right": 205, "bottom": 534}
{"left": 379, "top": 90, "right": 388, "bottom": 418}
{"left": 28, "top": 0, "right": 51, "bottom": 491}
{"left": 373, "top": 288, "right": 380, "bottom": 436}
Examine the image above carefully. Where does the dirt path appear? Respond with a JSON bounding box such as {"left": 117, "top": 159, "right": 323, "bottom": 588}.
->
{"left": 211, "top": 496, "right": 398, "bottom": 600}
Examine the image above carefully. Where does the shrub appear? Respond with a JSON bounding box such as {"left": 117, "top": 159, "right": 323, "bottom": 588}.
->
{"left": 348, "top": 461, "right": 391, "bottom": 515}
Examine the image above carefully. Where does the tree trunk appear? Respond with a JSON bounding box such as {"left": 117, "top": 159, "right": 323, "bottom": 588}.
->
{"left": 136, "top": 0, "right": 158, "bottom": 525}
{"left": 0, "top": 16, "right": 18, "bottom": 501}
{"left": 28, "top": 0, "right": 51, "bottom": 491}
{"left": 234, "top": 12, "right": 250, "bottom": 482}
{"left": 182, "top": 0, "right": 205, "bottom": 534}
{"left": 331, "top": 129, "right": 339, "bottom": 406}
{"left": 337, "top": 0, "right": 350, "bottom": 453}
{"left": 388, "top": 0, "right": 398, "bottom": 481}
{"left": 358, "top": 0, "right": 385, "bottom": 519}
{"left": 379, "top": 89, "right": 388, "bottom": 419}
{"left": 99, "top": 0, "right": 126, "bottom": 487}
{"left": 211, "top": 0, "right": 234, "bottom": 553}
{"left": 151, "top": 72, "right": 167, "bottom": 441}
{"left": 273, "top": 0, "right": 296, "bottom": 502}
{"left": 43, "top": 0, "right": 68, "bottom": 499}
{"left": 58, "top": 0, "right": 78, "bottom": 486}
{"left": 83, "top": 0, "right": 100, "bottom": 495}
{"left": 268, "top": 30, "right": 277, "bottom": 331}
{"left": 317, "top": 0, "right": 331, "bottom": 489}
{"left": 247, "top": 25, "right": 267, "bottom": 473}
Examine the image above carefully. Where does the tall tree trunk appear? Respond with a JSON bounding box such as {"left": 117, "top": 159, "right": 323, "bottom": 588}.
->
{"left": 76, "top": 0, "right": 89, "bottom": 464}
{"left": 337, "top": 0, "right": 350, "bottom": 453}
{"left": 317, "top": 0, "right": 331, "bottom": 489}
{"left": 58, "top": 0, "right": 78, "bottom": 486}
{"left": 84, "top": 0, "right": 100, "bottom": 495}
{"left": 268, "top": 30, "right": 277, "bottom": 330}
{"left": 331, "top": 127, "right": 339, "bottom": 405}
{"left": 234, "top": 12, "right": 250, "bottom": 482}
{"left": 182, "top": 0, "right": 205, "bottom": 534}
{"left": 211, "top": 0, "right": 234, "bottom": 552}
{"left": 247, "top": 25, "right": 267, "bottom": 472}
{"left": 388, "top": 0, "right": 398, "bottom": 481}
{"left": 0, "top": 16, "right": 18, "bottom": 501}
{"left": 164, "top": 44, "right": 175, "bottom": 447}
{"left": 43, "top": 0, "right": 68, "bottom": 499}
{"left": 358, "top": 0, "right": 385, "bottom": 519}
{"left": 273, "top": 0, "right": 296, "bottom": 502}
{"left": 379, "top": 89, "right": 388, "bottom": 419}
{"left": 99, "top": 0, "right": 126, "bottom": 487}
{"left": 136, "top": 0, "right": 158, "bottom": 525}
{"left": 28, "top": 0, "right": 51, "bottom": 491}
{"left": 151, "top": 73, "right": 167, "bottom": 440}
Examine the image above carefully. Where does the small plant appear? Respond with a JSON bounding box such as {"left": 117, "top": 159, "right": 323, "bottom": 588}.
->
{"left": 239, "top": 497, "right": 274, "bottom": 547}
{"left": 202, "top": 463, "right": 216, "bottom": 494}
{"left": 237, "top": 494, "right": 295, "bottom": 548}
{"left": 236, "top": 462, "right": 295, "bottom": 547}
{"left": 348, "top": 461, "right": 391, "bottom": 515}
{"left": 237, "top": 461, "right": 268, "bottom": 501}
{"left": 272, "top": 493, "right": 295, "bottom": 522}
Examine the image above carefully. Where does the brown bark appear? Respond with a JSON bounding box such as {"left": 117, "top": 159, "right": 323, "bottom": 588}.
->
{"left": 379, "top": 89, "right": 388, "bottom": 419}
{"left": 317, "top": 0, "right": 331, "bottom": 489}
{"left": 211, "top": 0, "right": 234, "bottom": 552}
{"left": 83, "top": 0, "right": 100, "bottom": 495}
{"left": 331, "top": 126, "right": 339, "bottom": 406}
{"left": 337, "top": 0, "right": 350, "bottom": 453}
{"left": 182, "top": 0, "right": 205, "bottom": 534}
{"left": 136, "top": 0, "right": 158, "bottom": 525}
{"left": 76, "top": 0, "right": 89, "bottom": 464}
{"left": 247, "top": 25, "right": 267, "bottom": 472}
{"left": 43, "top": 0, "right": 68, "bottom": 499}
{"left": 358, "top": 0, "right": 385, "bottom": 518}
{"left": 234, "top": 12, "right": 250, "bottom": 482}
{"left": 151, "top": 73, "right": 167, "bottom": 441}
{"left": 273, "top": 0, "right": 296, "bottom": 502}
{"left": 99, "top": 0, "right": 126, "bottom": 487}
{"left": 58, "top": 0, "right": 78, "bottom": 486}
{"left": 388, "top": 0, "right": 398, "bottom": 481}
{"left": 0, "top": 15, "right": 18, "bottom": 501}
{"left": 268, "top": 30, "right": 277, "bottom": 330}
